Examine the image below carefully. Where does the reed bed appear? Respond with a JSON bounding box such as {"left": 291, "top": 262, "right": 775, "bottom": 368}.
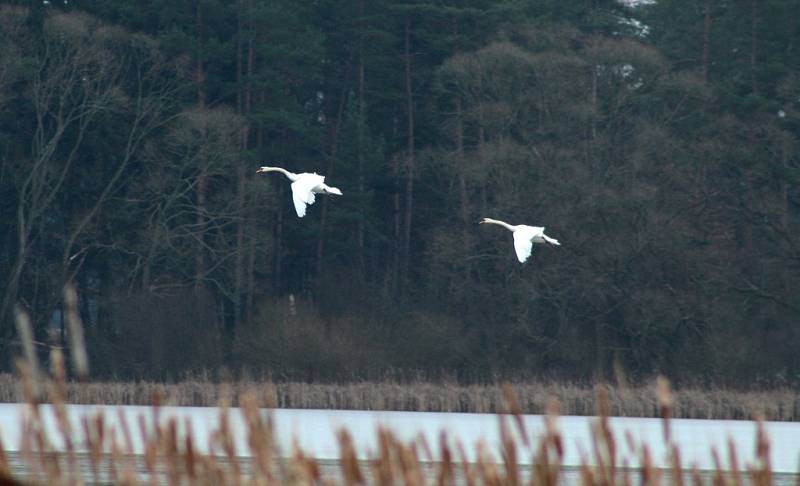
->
{"left": 0, "top": 373, "right": 798, "bottom": 421}
{"left": 0, "top": 296, "right": 786, "bottom": 485}
{"left": 0, "top": 355, "right": 781, "bottom": 486}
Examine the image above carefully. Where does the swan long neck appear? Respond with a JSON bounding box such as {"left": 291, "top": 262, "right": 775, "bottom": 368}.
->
{"left": 259, "top": 166, "right": 298, "bottom": 181}
{"left": 484, "top": 218, "right": 516, "bottom": 231}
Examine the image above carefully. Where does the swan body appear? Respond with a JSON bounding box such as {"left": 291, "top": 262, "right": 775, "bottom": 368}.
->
{"left": 256, "top": 166, "right": 342, "bottom": 217}
{"left": 479, "top": 217, "right": 560, "bottom": 263}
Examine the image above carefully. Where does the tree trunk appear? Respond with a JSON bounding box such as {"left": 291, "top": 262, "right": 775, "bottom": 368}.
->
{"left": 194, "top": 0, "right": 207, "bottom": 289}
{"left": 477, "top": 123, "right": 487, "bottom": 216}
{"left": 595, "top": 318, "right": 606, "bottom": 380}
{"left": 234, "top": 2, "right": 254, "bottom": 328}
{"left": 142, "top": 231, "right": 157, "bottom": 290}
{"left": 234, "top": 0, "right": 245, "bottom": 327}
{"left": 392, "top": 152, "right": 402, "bottom": 294}
{"left": 195, "top": 169, "right": 207, "bottom": 288}
{"left": 236, "top": 0, "right": 244, "bottom": 116}
{"left": 274, "top": 185, "right": 284, "bottom": 292}
{"left": 453, "top": 16, "right": 468, "bottom": 228}
{"left": 315, "top": 62, "right": 351, "bottom": 276}
{"left": 357, "top": 3, "right": 366, "bottom": 274}
{"left": 195, "top": 1, "right": 206, "bottom": 108}
{"left": 702, "top": 0, "right": 712, "bottom": 82}
{"left": 456, "top": 97, "right": 468, "bottom": 226}
{"left": 248, "top": 117, "right": 264, "bottom": 316}
{"left": 246, "top": 224, "right": 256, "bottom": 319}
{"left": 401, "top": 15, "right": 416, "bottom": 290}
{"left": 590, "top": 62, "right": 598, "bottom": 142}
{"left": 750, "top": 0, "right": 759, "bottom": 95}
{"left": 386, "top": 113, "right": 402, "bottom": 295}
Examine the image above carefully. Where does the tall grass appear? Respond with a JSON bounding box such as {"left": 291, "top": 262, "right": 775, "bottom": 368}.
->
{"left": 0, "top": 373, "right": 797, "bottom": 421}
{"left": 1, "top": 352, "right": 781, "bottom": 486}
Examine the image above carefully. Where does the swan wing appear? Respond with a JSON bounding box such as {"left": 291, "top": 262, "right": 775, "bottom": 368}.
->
{"left": 290, "top": 174, "right": 324, "bottom": 217}
{"left": 512, "top": 230, "right": 534, "bottom": 263}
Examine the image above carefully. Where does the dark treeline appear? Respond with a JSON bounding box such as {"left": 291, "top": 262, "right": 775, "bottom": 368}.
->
{"left": 1, "top": 0, "right": 798, "bottom": 385}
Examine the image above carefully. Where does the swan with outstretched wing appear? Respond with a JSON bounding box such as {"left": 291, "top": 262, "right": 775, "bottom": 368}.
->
{"left": 479, "top": 217, "right": 560, "bottom": 263}
{"left": 256, "top": 166, "right": 342, "bottom": 218}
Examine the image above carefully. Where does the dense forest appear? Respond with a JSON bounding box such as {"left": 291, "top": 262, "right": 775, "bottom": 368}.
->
{"left": 1, "top": 0, "right": 798, "bottom": 385}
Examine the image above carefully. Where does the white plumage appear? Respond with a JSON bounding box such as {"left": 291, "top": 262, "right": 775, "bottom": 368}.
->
{"left": 256, "top": 166, "right": 342, "bottom": 218}
{"left": 480, "top": 217, "right": 560, "bottom": 263}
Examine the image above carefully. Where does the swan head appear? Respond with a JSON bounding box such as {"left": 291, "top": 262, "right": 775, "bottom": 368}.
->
{"left": 256, "top": 166, "right": 270, "bottom": 173}
{"left": 479, "top": 218, "right": 490, "bottom": 224}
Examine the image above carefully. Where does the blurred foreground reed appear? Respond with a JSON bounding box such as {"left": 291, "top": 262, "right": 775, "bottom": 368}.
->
{"left": 1, "top": 353, "right": 783, "bottom": 485}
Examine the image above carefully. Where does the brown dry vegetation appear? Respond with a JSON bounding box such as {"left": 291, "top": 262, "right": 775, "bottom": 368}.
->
{"left": 1, "top": 355, "right": 781, "bottom": 486}
{"left": 1, "top": 373, "right": 797, "bottom": 422}
{"left": 0, "top": 304, "right": 785, "bottom": 485}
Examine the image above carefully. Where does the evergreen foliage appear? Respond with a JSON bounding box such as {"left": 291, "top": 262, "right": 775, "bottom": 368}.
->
{"left": 1, "top": 0, "right": 798, "bottom": 384}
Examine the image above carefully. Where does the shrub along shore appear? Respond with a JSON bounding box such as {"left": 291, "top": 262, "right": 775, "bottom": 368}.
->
{"left": 0, "top": 373, "right": 796, "bottom": 421}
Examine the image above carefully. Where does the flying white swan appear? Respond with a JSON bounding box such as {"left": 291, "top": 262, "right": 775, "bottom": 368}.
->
{"left": 479, "top": 217, "right": 560, "bottom": 263}
{"left": 256, "top": 166, "right": 342, "bottom": 217}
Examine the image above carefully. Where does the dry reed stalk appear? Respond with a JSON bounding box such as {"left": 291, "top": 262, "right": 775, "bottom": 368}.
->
{"left": 473, "top": 442, "right": 496, "bottom": 486}
{"left": 0, "top": 468, "right": 23, "bottom": 486}
{"left": 63, "top": 284, "right": 89, "bottom": 379}
{"left": 690, "top": 466, "right": 703, "bottom": 486}
{"left": 401, "top": 443, "right": 427, "bottom": 486}
{"left": 0, "top": 435, "right": 9, "bottom": 480}
{"left": 161, "top": 417, "right": 180, "bottom": 486}
{"left": 640, "top": 444, "right": 660, "bottom": 486}
{"left": 455, "top": 441, "right": 477, "bottom": 486}
{"left": 289, "top": 440, "right": 321, "bottom": 485}
{"left": 108, "top": 430, "right": 122, "bottom": 485}
{"left": 81, "top": 411, "right": 106, "bottom": 485}
{"left": 752, "top": 415, "right": 772, "bottom": 486}
{"left": 416, "top": 431, "right": 434, "bottom": 464}
{"left": 2, "top": 363, "right": 789, "bottom": 486}
{"left": 532, "top": 399, "right": 563, "bottom": 486}
{"left": 532, "top": 432, "right": 551, "bottom": 486}
{"left": 48, "top": 349, "right": 82, "bottom": 485}
{"left": 591, "top": 384, "right": 616, "bottom": 486}
{"left": 114, "top": 409, "right": 139, "bottom": 484}
{"left": 727, "top": 437, "right": 742, "bottom": 486}
{"left": 1, "top": 372, "right": 798, "bottom": 420}
{"left": 579, "top": 457, "right": 596, "bottom": 486}
{"left": 139, "top": 413, "right": 158, "bottom": 486}
{"left": 240, "top": 391, "right": 276, "bottom": 484}
{"left": 214, "top": 393, "right": 242, "bottom": 486}
{"left": 435, "top": 431, "right": 454, "bottom": 486}
{"left": 669, "top": 445, "right": 683, "bottom": 486}
{"left": 502, "top": 384, "right": 530, "bottom": 448}
{"left": 13, "top": 306, "right": 40, "bottom": 400}
{"left": 498, "top": 417, "right": 519, "bottom": 486}
{"left": 17, "top": 357, "right": 58, "bottom": 485}
{"left": 337, "top": 429, "right": 364, "bottom": 486}
{"left": 657, "top": 377, "right": 673, "bottom": 445}
{"left": 711, "top": 447, "right": 727, "bottom": 486}
{"left": 372, "top": 427, "right": 395, "bottom": 486}
{"left": 183, "top": 419, "right": 199, "bottom": 483}
{"left": 31, "top": 425, "right": 58, "bottom": 484}
{"left": 620, "top": 460, "right": 632, "bottom": 486}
